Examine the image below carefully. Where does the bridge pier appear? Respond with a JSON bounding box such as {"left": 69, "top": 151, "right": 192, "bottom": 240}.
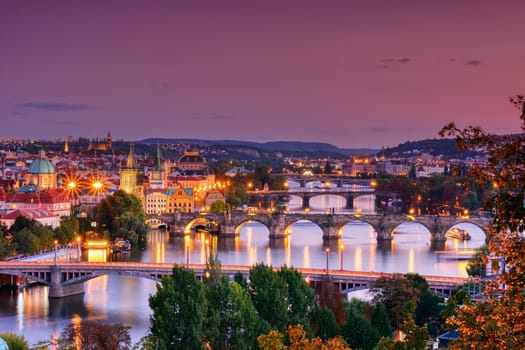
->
{"left": 169, "top": 223, "right": 187, "bottom": 236}
{"left": 345, "top": 195, "right": 354, "bottom": 209}
{"left": 301, "top": 195, "right": 311, "bottom": 210}
{"left": 269, "top": 213, "right": 289, "bottom": 238}
{"left": 49, "top": 266, "right": 84, "bottom": 298}
{"left": 220, "top": 224, "right": 237, "bottom": 237}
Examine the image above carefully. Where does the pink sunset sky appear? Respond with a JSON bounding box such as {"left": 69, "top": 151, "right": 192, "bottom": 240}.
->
{"left": 2, "top": 0, "right": 524, "bottom": 148}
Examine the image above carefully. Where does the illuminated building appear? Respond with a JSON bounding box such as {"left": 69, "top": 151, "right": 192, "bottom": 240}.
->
{"left": 119, "top": 143, "right": 144, "bottom": 201}
{"left": 25, "top": 150, "right": 57, "bottom": 189}
{"left": 167, "top": 187, "right": 194, "bottom": 213}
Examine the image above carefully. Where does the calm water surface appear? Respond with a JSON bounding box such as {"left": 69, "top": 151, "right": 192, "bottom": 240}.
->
{"left": 0, "top": 192, "right": 486, "bottom": 346}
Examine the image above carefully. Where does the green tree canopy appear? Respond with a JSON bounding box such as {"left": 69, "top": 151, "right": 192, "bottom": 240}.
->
{"left": 248, "top": 263, "right": 289, "bottom": 331}
{"left": 148, "top": 266, "right": 207, "bottom": 350}
{"left": 370, "top": 274, "right": 420, "bottom": 330}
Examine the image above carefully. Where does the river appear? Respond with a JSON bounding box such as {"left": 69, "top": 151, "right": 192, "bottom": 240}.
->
{"left": 0, "top": 189, "right": 486, "bottom": 346}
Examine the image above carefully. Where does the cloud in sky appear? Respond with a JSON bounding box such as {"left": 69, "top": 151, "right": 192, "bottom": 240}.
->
{"left": 16, "top": 102, "right": 94, "bottom": 111}
{"left": 193, "top": 115, "right": 235, "bottom": 120}
{"left": 465, "top": 60, "right": 481, "bottom": 66}
{"left": 380, "top": 58, "right": 411, "bottom": 64}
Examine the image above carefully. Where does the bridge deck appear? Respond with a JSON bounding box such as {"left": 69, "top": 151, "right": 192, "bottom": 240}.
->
{"left": 0, "top": 261, "right": 467, "bottom": 290}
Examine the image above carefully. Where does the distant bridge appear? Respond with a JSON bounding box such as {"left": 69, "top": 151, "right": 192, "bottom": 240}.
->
{"left": 164, "top": 211, "right": 492, "bottom": 241}
{"left": 246, "top": 188, "right": 376, "bottom": 209}
{"left": 0, "top": 261, "right": 468, "bottom": 298}
{"left": 281, "top": 174, "right": 375, "bottom": 188}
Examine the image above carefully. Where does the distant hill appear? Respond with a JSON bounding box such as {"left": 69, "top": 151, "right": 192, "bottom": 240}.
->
{"left": 140, "top": 138, "right": 378, "bottom": 157}
{"left": 381, "top": 138, "right": 481, "bottom": 159}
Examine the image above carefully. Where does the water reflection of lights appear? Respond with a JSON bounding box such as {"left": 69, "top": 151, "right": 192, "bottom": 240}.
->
{"left": 265, "top": 247, "right": 271, "bottom": 266}
{"left": 354, "top": 247, "right": 362, "bottom": 271}
{"left": 87, "top": 249, "right": 108, "bottom": 262}
{"left": 408, "top": 248, "right": 415, "bottom": 273}
{"left": 72, "top": 314, "right": 82, "bottom": 349}
{"left": 302, "top": 246, "right": 311, "bottom": 268}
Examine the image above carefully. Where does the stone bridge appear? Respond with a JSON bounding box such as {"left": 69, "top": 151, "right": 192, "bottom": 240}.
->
{"left": 247, "top": 189, "right": 376, "bottom": 209}
{"left": 281, "top": 174, "right": 374, "bottom": 188}
{"left": 163, "top": 211, "right": 492, "bottom": 241}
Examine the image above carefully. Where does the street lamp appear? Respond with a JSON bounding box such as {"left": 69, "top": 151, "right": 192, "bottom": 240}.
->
{"left": 205, "top": 238, "right": 209, "bottom": 264}
{"left": 76, "top": 236, "right": 81, "bottom": 262}
{"left": 186, "top": 239, "right": 190, "bottom": 269}
{"left": 339, "top": 243, "right": 344, "bottom": 271}
{"left": 325, "top": 247, "right": 330, "bottom": 274}
{"left": 53, "top": 240, "right": 58, "bottom": 265}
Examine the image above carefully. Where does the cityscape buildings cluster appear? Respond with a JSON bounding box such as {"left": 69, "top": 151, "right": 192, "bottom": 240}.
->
{"left": 0, "top": 133, "right": 488, "bottom": 230}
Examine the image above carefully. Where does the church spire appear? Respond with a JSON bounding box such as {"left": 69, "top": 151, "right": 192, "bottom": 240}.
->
{"left": 127, "top": 143, "right": 137, "bottom": 169}
{"left": 154, "top": 144, "right": 164, "bottom": 171}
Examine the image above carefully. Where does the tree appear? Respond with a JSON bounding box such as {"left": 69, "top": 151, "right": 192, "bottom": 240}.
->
{"left": 439, "top": 95, "right": 525, "bottom": 348}
{"left": 342, "top": 311, "right": 380, "bottom": 350}
{"left": 405, "top": 274, "right": 444, "bottom": 327}
{"left": 277, "top": 266, "right": 316, "bottom": 328}
{"left": 0, "top": 332, "right": 29, "bottom": 350}
{"left": 316, "top": 275, "right": 346, "bottom": 326}
{"left": 148, "top": 266, "right": 207, "bottom": 350}
{"left": 371, "top": 302, "right": 392, "bottom": 338}
{"left": 57, "top": 320, "right": 131, "bottom": 350}
{"left": 96, "top": 190, "right": 147, "bottom": 244}
{"left": 310, "top": 307, "right": 340, "bottom": 342}
{"left": 258, "top": 325, "right": 352, "bottom": 350}
{"left": 204, "top": 277, "right": 263, "bottom": 350}
{"left": 209, "top": 200, "right": 229, "bottom": 213}
{"left": 324, "top": 162, "right": 333, "bottom": 175}
{"left": 248, "top": 263, "right": 289, "bottom": 331}
{"left": 12, "top": 228, "right": 40, "bottom": 255}
{"left": 54, "top": 216, "right": 80, "bottom": 244}
{"left": 370, "top": 275, "right": 419, "bottom": 331}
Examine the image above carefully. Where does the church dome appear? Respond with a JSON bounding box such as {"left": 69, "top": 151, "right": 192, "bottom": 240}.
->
{"left": 178, "top": 151, "right": 204, "bottom": 164}
{"left": 0, "top": 337, "right": 9, "bottom": 350}
{"left": 28, "top": 150, "right": 55, "bottom": 174}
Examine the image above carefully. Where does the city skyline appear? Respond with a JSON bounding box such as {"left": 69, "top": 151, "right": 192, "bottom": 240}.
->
{"left": 2, "top": 0, "right": 525, "bottom": 148}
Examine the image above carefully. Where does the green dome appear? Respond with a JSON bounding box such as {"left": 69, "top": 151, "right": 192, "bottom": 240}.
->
{"left": 28, "top": 150, "right": 55, "bottom": 174}
{"left": 0, "top": 337, "right": 8, "bottom": 350}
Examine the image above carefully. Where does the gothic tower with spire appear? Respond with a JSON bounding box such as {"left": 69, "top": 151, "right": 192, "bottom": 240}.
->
{"left": 149, "top": 144, "right": 166, "bottom": 189}
{"left": 119, "top": 143, "right": 144, "bottom": 200}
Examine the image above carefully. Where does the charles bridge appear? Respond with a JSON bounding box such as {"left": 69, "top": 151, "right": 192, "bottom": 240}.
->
{"left": 163, "top": 211, "right": 492, "bottom": 242}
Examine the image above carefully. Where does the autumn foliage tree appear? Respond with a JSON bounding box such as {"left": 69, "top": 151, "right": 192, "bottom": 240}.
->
{"left": 439, "top": 95, "right": 525, "bottom": 349}
{"left": 257, "top": 324, "right": 352, "bottom": 350}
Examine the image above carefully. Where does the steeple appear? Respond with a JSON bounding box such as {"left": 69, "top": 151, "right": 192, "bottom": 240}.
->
{"left": 153, "top": 144, "right": 164, "bottom": 171}
{"left": 127, "top": 143, "right": 137, "bottom": 169}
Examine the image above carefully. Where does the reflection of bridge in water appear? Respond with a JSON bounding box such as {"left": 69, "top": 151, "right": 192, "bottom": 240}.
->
{"left": 163, "top": 211, "right": 491, "bottom": 241}
{"left": 0, "top": 261, "right": 468, "bottom": 298}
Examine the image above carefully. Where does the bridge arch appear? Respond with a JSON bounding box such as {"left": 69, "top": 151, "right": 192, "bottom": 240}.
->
{"left": 232, "top": 218, "right": 271, "bottom": 235}
{"left": 282, "top": 218, "right": 324, "bottom": 236}
{"left": 0, "top": 270, "right": 51, "bottom": 286}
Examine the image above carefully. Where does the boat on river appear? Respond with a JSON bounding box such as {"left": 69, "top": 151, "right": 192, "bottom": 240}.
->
{"left": 111, "top": 238, "right": 131, "bottom": 254}
{"left": 446, "top": 228, "right": 471, "bottom": 241}
{"left": 435, "top": 249, "right": 475, "bottom": 260}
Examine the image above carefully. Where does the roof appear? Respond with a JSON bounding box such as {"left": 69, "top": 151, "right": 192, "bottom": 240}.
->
{"left": 0, "top": 337, "right": 8, "bottom": 350}
{"left": 28, "top": 150, "right": 55, "bottom": 174}
{"left": 438, "top": 330, "right": 460, "bottom": 341}
{"left": 2, "top": 208, "right": 57, "bottom": 220}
